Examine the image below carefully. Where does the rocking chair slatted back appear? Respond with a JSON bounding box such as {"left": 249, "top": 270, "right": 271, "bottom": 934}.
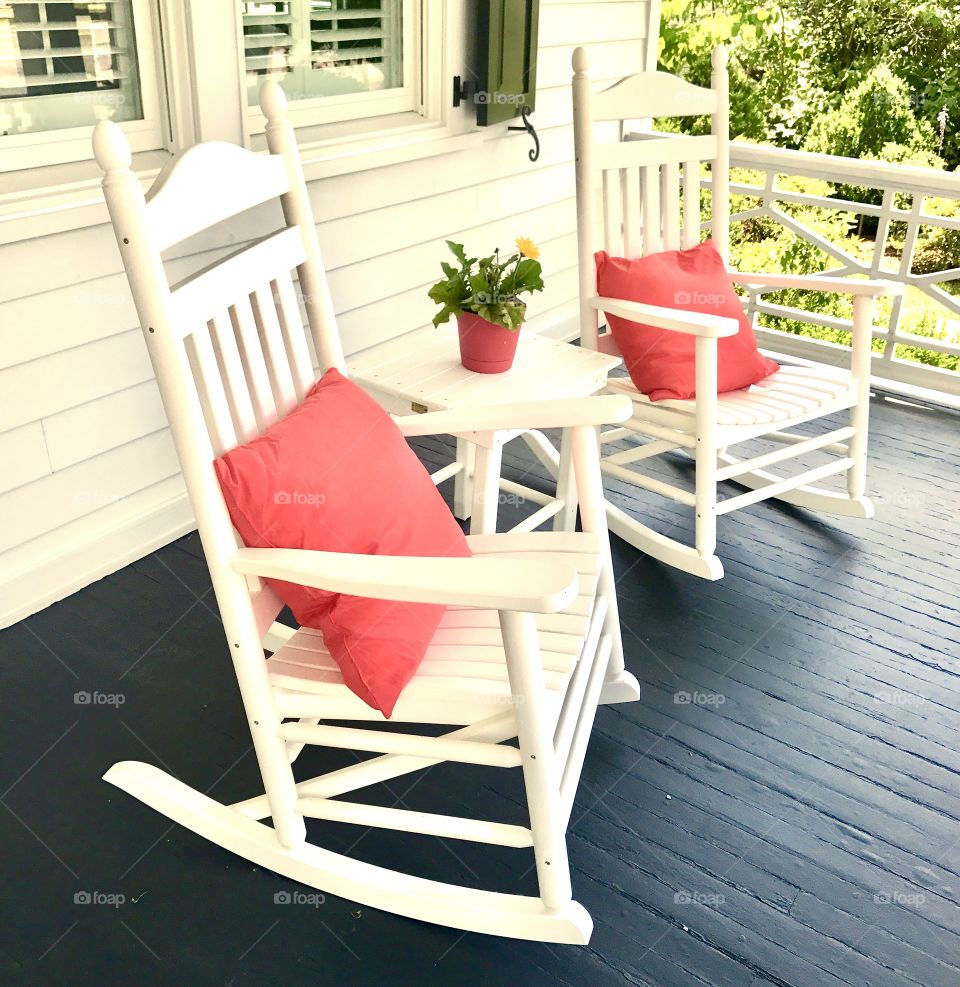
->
{"left": 168, "top": 227, "right": 315, "bottom": 452}
{"left": 93, "top": 83, "right": 345, "bottom": 639}
{"left": 573, "top": 46, "right": 731, "bottom": 353}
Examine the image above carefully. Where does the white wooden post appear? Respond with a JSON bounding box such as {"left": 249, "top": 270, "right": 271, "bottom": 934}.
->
{"left": 453, "top": 437, "right": 476, "bottom": 520}
{"left": 570, "top": 423, "right": 637, "bottom": 698}
{"left": 553, "top": 429, "right": 579, "bottom": 531}
{"left": 711, "top": 46, "right": 730, "bottom": 264}
{"left": 470, "top": 435, "right": 504, "bottom": 534}
{"left": 644, "top": 0, "right": 663, "bottom": 71}
{"left": 572, "top": 48, "right": 601, "bottom": 351}
{"left": 694, "top": 336, "right": 719, "bottom": 558}
{"left": 847, "top": 294, "right": 874, "bottom": 499}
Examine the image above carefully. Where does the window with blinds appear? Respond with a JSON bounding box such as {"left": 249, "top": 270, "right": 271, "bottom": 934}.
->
{"left": 241, "top": 0, "right": 412, "bottom": 119}
{"left": 0, "top": 1, "right": 144, "bottom": 137}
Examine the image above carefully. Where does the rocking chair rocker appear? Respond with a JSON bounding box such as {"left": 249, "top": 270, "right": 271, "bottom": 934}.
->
{"left": 572, "top": 46, "right": 902, "bottom": 579}
{"left": 93, "top": 82, "right": 639, "bottom": 943}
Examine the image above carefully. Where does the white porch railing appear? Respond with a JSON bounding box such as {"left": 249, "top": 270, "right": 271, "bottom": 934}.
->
{"left": 723, "top": 142, "right": 960, "bottom": 406}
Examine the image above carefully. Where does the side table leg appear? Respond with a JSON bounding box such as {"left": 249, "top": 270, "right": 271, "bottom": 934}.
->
{"left": 520, "top": 430, "right": 560, "bottom": 480}
{"left": 470, "top": 438, "right": 503, "bottom": 535}
{"left": 453, "top": 437, "right": 476, "bottom": 521}
{"left": 554, "top": 428, "right": 579, "bottom": 532}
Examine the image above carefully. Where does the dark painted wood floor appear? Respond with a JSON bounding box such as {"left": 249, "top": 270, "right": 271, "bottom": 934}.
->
{"left": 2, "top": 392, "right": 959, "bottom": 987}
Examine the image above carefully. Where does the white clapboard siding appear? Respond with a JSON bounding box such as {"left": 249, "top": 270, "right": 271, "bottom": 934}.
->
{"left": 0, "top": 329, "right": 154, "bottom": 433}
{"left": 0, "top": 422, "right": 51, "bottom": 494}
{"left": 0, "top": 475, "right": 192, "bottom": 627}
{"left": 336, "top": 258, "right": 581, "bottom": 357}
{"left": 478, "top": 162, "right": 576, "bottom": 219}
{"left": 305, "top": 120, "right": 577, "bottom": 226}
{"left": 0, "top": 222, "right": 118, "bottom": 305}
{"left": 0, "top": 272, "right": 138, "bottom": 371}
{"left": 329, "top": 222, "right": 579, "bottom": 318}
{"left": 539, "top": 1, "right": 647, "bottom": 45}
{"left": 0, "top": 0, "right": 654, "bottom": 627}
{"left": 538, "top": 41, "right": 645, "bottom": 89}
{"left": 314, "top": 161, "right": 575, "bottom": 276}
{"left": 43, "top": 380, "right": 168, "bottom": 471}
{"left": 0, "top": 429, "right": 180, "bottom": 553}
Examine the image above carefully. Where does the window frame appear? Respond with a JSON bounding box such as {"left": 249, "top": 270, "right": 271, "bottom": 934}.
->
{"left": 0, "top": 0, "right": 168, "bottom": 172}
{"left": 240, "top": 0, "right": 422, "bottom": 136}
{"left": 0, "top": 0, "right": 477, "bottom": 246}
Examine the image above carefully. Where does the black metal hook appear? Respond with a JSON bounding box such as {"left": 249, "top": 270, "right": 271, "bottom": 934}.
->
{"left": 508, "top": 106, "right": 540, "bottom": 162}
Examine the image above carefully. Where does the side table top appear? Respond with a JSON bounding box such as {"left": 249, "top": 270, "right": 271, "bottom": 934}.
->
{"left": 347, "top": 326, "right": 621, "bottom": 413}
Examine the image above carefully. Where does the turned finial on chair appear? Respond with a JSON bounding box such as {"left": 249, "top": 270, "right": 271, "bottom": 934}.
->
{"left": 92, "top": 119, "right": 132, "bottom": 173}
{"left": 259, "top": 80, "right": 289, "bottom": 124}
{"left": 572, "top": 47, "right": 589, "bottom": 75}
{"left": 711, "top": 45, "right": 728, "bottom": 72}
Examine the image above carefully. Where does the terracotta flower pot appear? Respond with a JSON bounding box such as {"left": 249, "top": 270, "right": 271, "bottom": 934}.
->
{"left": 456, "top": 312, "right": 521, "bottom": 373}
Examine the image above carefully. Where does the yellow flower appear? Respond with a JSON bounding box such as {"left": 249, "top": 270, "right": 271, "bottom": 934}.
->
{"left": 515, "top": 236, "right": 540, "bottom": 260}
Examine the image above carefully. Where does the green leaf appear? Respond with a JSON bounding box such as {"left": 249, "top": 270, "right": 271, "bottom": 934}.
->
{"left": 468, "top": 273, "right": 490, "bottom": 296}
{"left": 446, "top": 240, "right": 468, "bottom": 265}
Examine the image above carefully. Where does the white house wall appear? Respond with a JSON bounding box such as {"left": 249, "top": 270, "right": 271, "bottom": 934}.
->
{"left": 0, "top": 0, "right": 654, "bottom": 627}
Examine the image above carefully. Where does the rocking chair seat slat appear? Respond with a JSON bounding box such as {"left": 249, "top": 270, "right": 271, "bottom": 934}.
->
{"left": 266, "top": 537, "right": 602, "bottom": 720}
{"left": 605, "top": 365, "right": 856, "bottom": 430}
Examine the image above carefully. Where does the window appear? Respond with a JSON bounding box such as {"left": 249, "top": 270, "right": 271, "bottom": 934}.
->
{"left": 240, "top": 0, "right": 416, "bottom": 131}
{"left": 0, "top": 0, "right": 164, "bottom": 169}
{"left": 0, "top": 0, "right": 470, "bottom": 232}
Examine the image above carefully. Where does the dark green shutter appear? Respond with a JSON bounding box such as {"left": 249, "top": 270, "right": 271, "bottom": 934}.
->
{"left": 476, "top": 0, "right": 540, "bottom": 126}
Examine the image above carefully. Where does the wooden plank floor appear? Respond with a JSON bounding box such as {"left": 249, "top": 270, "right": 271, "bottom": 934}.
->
{"left": 1, "top": 392, "right": 958, "bottom": 986}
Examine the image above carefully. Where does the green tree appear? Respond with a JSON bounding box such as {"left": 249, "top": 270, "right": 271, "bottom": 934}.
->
{"left": 803, "top": 66, "right": 936, "bottom": 159}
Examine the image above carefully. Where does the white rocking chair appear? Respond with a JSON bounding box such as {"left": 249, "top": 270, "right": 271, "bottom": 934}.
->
{"left": 572, "top": 46, "right": 902, "bottom": 580}
{"left": 93, "top": 82, "right": 639, "bottom": 943}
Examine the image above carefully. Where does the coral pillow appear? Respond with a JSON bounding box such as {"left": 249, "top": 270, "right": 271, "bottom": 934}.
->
{"left": 595, "top": 240, "right": 777, "bottom": 401}
{"left": 214, "top": 368, "right": 471, "bottom": 718}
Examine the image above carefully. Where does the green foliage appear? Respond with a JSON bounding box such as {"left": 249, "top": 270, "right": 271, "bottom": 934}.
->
{"left": 660, "top": 1, "right": 960, "bottom": 374}
{"left": 428, "top": 240, "right": 544, "bottom": 330}
{"left": 804, "top": 66, "right": 935, "bottom": 160}
{"left": 660, "top": 0, "right": 960, "bottom": 167}
{"left": 794, "top": 0, "right": 960, "bottom": 166}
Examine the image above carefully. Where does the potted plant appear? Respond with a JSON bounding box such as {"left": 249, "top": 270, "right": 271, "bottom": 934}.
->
{"left": 428, "top": 237, "right": 544, "bottom": 373}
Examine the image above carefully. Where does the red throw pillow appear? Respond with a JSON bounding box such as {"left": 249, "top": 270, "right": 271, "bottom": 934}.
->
{"left": 214, "top": 368, "right": 471, "bottom": 718}
{"left": 595, "top": 240, "right": 777, "bottom": 401}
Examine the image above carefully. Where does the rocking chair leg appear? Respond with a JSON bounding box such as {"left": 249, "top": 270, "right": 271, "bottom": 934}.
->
{"left": 554, "top": 430, "right": 579, "bottom": 532}
{"left": 500, "top": 610, "right": 572, "bottom": 911}
{"left": 453, "top": 437, "right": 476, "bottom": 520}
{"left": 227, "top": 610, "right": 306, "bottom": 849}
{"left": 567, "top": 422, "right": 640, "bottom": 703}
{"left": 596, "top": 561, "right": 641, "bottom": 704}
{"left": 471, "top": 438, "right": 503, "bottom": 534}
{"left": 694, "top": 338, "right": 719, "bottom": 564}
{"left": 847, "top": 295, "right": 873, "bottom": 502}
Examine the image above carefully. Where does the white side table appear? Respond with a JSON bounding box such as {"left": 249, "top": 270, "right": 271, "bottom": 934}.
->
{"left": 348, "top": 326, "right": 621, "bottom": 534}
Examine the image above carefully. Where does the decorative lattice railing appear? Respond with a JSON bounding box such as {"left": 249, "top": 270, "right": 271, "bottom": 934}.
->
{"left": 722, "top": 142, "right": 960, "bottom": 406}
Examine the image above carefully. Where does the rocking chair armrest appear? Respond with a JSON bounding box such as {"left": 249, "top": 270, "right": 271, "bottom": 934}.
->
{"left": 392, "top": 394, "right": 633, "bottom": 437}
{"left": 590, "top": 296, "right": 739, "bottom": 338}
{"left": 231, "top": 549, "right": 579, "bottom": 614}
{"left": 728, "top": 271, "right": 903, "bottom": 298}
